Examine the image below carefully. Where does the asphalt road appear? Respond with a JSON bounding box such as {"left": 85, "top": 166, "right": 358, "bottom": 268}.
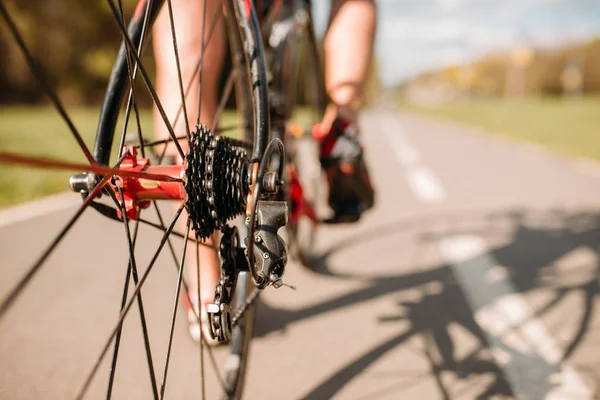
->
{"left": 2, "top": 108, "right": 600, "bottom": 399}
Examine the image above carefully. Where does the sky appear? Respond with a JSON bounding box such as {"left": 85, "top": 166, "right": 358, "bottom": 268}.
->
{"left": 312, "top": 0, "right": 600, "bottom": 87}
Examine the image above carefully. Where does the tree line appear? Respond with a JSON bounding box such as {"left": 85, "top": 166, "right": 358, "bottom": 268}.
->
{"left": 404, "top": 37, "right": 600, "bottom": 98}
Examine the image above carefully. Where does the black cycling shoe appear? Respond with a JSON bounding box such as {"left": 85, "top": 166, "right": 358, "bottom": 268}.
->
{"left": 316, "top": 118, "right": 375, "bottom": 224}
{"left": 323, "top": 203, "right": 362, "bottom": 224}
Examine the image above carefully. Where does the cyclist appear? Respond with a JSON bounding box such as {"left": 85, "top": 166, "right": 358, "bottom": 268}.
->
{"left": 153, "top": 0, "right": 377, "bottom": 342}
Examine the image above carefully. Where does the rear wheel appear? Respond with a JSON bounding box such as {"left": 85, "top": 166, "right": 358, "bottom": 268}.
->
{"left": 0, "top": 0, "right": 268, "bottom": 398}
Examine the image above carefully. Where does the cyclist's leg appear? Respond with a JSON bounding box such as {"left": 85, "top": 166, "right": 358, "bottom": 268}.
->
{"left": 153, "top": 0, "right": 225, "bottom": 329}
{"left": 153, "top": 0, "right": 225, "bottom": 156}
{"left": 318, "top": 0, "right": 377, "bottom": 222}
{"left": 322, "top": 0, "right": 376, "bottom": 130}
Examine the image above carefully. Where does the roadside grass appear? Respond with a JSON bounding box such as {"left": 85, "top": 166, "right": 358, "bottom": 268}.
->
{"left": 0, "top": 107, "right": 192, "bottom": 208}
{"left": 399, "top": 96, "right": 600, "bottom": 162}
{"left": 0, "top": 107, "right": 126, "bottom": 208}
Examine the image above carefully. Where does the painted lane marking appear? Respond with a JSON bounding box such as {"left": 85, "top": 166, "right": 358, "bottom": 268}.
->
{"left": 406, "top": 166, "right": 446, "bottom": 204}
{"left": 439, "top": 235, "right": 590, "bottom": 399}
{"left": 382, "top": 115, "right": 446, "bottom": 203}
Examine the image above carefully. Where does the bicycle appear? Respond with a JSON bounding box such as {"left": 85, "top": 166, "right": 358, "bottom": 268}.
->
{"left": 0, "top": 0, "right": 323, "bottom": 398}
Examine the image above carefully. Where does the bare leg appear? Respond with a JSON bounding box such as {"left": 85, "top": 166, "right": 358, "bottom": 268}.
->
{"left": 153, "top": 0, "right": 225, "bottom": 310}
{"left": 322, "top": 0, "right": 376, "bottom": 130}
{"left": 318, "top": 0, "right": 377, "bottom": 222}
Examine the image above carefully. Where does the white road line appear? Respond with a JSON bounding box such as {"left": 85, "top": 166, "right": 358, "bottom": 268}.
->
{"left": 406, "top": 166, "right": 445, "bottom": 204}
{"left": 384, "top": 127, "right": 420, "bottom": 166}
{"left": 382, "top": 115, "right": 446, "bottom": 203}
{"left": 0, "top": 192, "right": 80, "bottom": 228}
{"left": 383, "top": 119, "right": 418, "bottom": 167}
{"left": 439, "top": 235, "right": 590, "bottom": 399}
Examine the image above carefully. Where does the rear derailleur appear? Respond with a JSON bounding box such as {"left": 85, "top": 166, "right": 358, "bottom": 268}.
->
{"left": 184, "top": 127, "right": 290, "bottom": 342}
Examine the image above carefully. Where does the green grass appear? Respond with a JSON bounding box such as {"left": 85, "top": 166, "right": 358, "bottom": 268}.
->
{"left": 0, "top": 107, "right": 153, "bottom": 209}
{"left": 400, "top": 96, "right": 600, "bottom": 162}
{"left": 0, "top": 106, "right": 247, "bottom": 209}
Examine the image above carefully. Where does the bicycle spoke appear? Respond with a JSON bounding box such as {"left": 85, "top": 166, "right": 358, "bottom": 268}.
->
{"left": 106, "top": 229, "right": 134, "bottom": 399}
{"left": 215, "top": 123, "right": 249, "bottom": 135}
{"left": 121, "top": 63, "right": 147, "bottom": 158}
{"left": 196, "top": 235, "right": 206, "bottom": 399}
{"left": 143, "top": 135, "right": 188, "bottom": 149}
{"left": 75, "top": 204, "right": 185, "bottom": 400}
{"left": 106, "top": 191, "right": 159, "bottom": 400}
{"left": 141, "top": 127, "right": 252, "bottom": 155}
{"left": 166, "top": 0, "right": 191, "bottom": 140}
{"left": 140, "top": 122, "right": 247, "bottom": 150}
{"left": 153, "top": 203, "right": 188, "bottom": 281}
{"left": 138, "top": 216, "right": 207, "bottom": 245}
{"left": 152, "top": 204, "right": 225, "bottom": 388}
{"left": 159, "top": 219, "right": 191, "bottom": 399}
{"left": 117, "top": 0, "right": 154, "bottom": 159}
{"left": 210, "top": 68, "right": 236, "bottom": 132}
{"left": 115, "top": 0, "right": 144, "bottom": 158}
{"left": 156, "top": 3, "right": 224, "bottom": 164}
{"left": 196, "top": 0, "right": 209, "bottom": 125}
{"left": 106, "top": 0, "right": 185, "bottom": 160}
{"left": 0, "top": 151, "right": 182, "bottom": 183}
{"left": 157, "top": 141, "right": 172, "bottom": 166}
{"left": 0, "top": 175, "right": 111, "bottom": 320}
{"left": 178, "top": 1, "right": 223, "bottom": 128}
{"left": 0, "top": 1, "right": 95, "bottom": 165}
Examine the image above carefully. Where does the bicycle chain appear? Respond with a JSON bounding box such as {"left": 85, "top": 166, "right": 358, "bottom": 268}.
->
{"left": 208, "top": 225, "right": 260, "bottom": 340}
{"left": 231, "top": 287, "right": 260, "bottom": 328}
{"left": 207, "top": 225, "right": 238, "bottom": 342}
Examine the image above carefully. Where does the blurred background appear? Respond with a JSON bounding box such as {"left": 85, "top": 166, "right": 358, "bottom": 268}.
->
{"left": 3, "top": 1, "right": 600, "bottom": 399}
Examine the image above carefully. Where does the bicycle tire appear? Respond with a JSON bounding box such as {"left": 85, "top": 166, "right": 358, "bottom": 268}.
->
{"left": 93, "top": 1, "right": 266, "bottom": 398}
{"left": 0, "top": 0, "right": 270, "bottom": 398}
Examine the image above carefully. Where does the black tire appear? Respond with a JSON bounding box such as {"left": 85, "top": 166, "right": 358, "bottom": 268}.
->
{"left": 0, "top": 0, "right": 267, "bottom": 397}
{"left": 223, "top": 272, "right": 256, "bottom": 400}
{"left": 92, "top": 0, "right": 268, "bottom": 398}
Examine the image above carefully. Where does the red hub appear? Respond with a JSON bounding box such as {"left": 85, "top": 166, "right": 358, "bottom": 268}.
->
{"left": 114, "top": 147, "right": 185, "bottom": 220}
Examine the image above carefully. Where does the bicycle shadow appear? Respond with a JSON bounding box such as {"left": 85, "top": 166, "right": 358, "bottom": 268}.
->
{"left": 253, "top": 207, "right": 600, "bottom": 399}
